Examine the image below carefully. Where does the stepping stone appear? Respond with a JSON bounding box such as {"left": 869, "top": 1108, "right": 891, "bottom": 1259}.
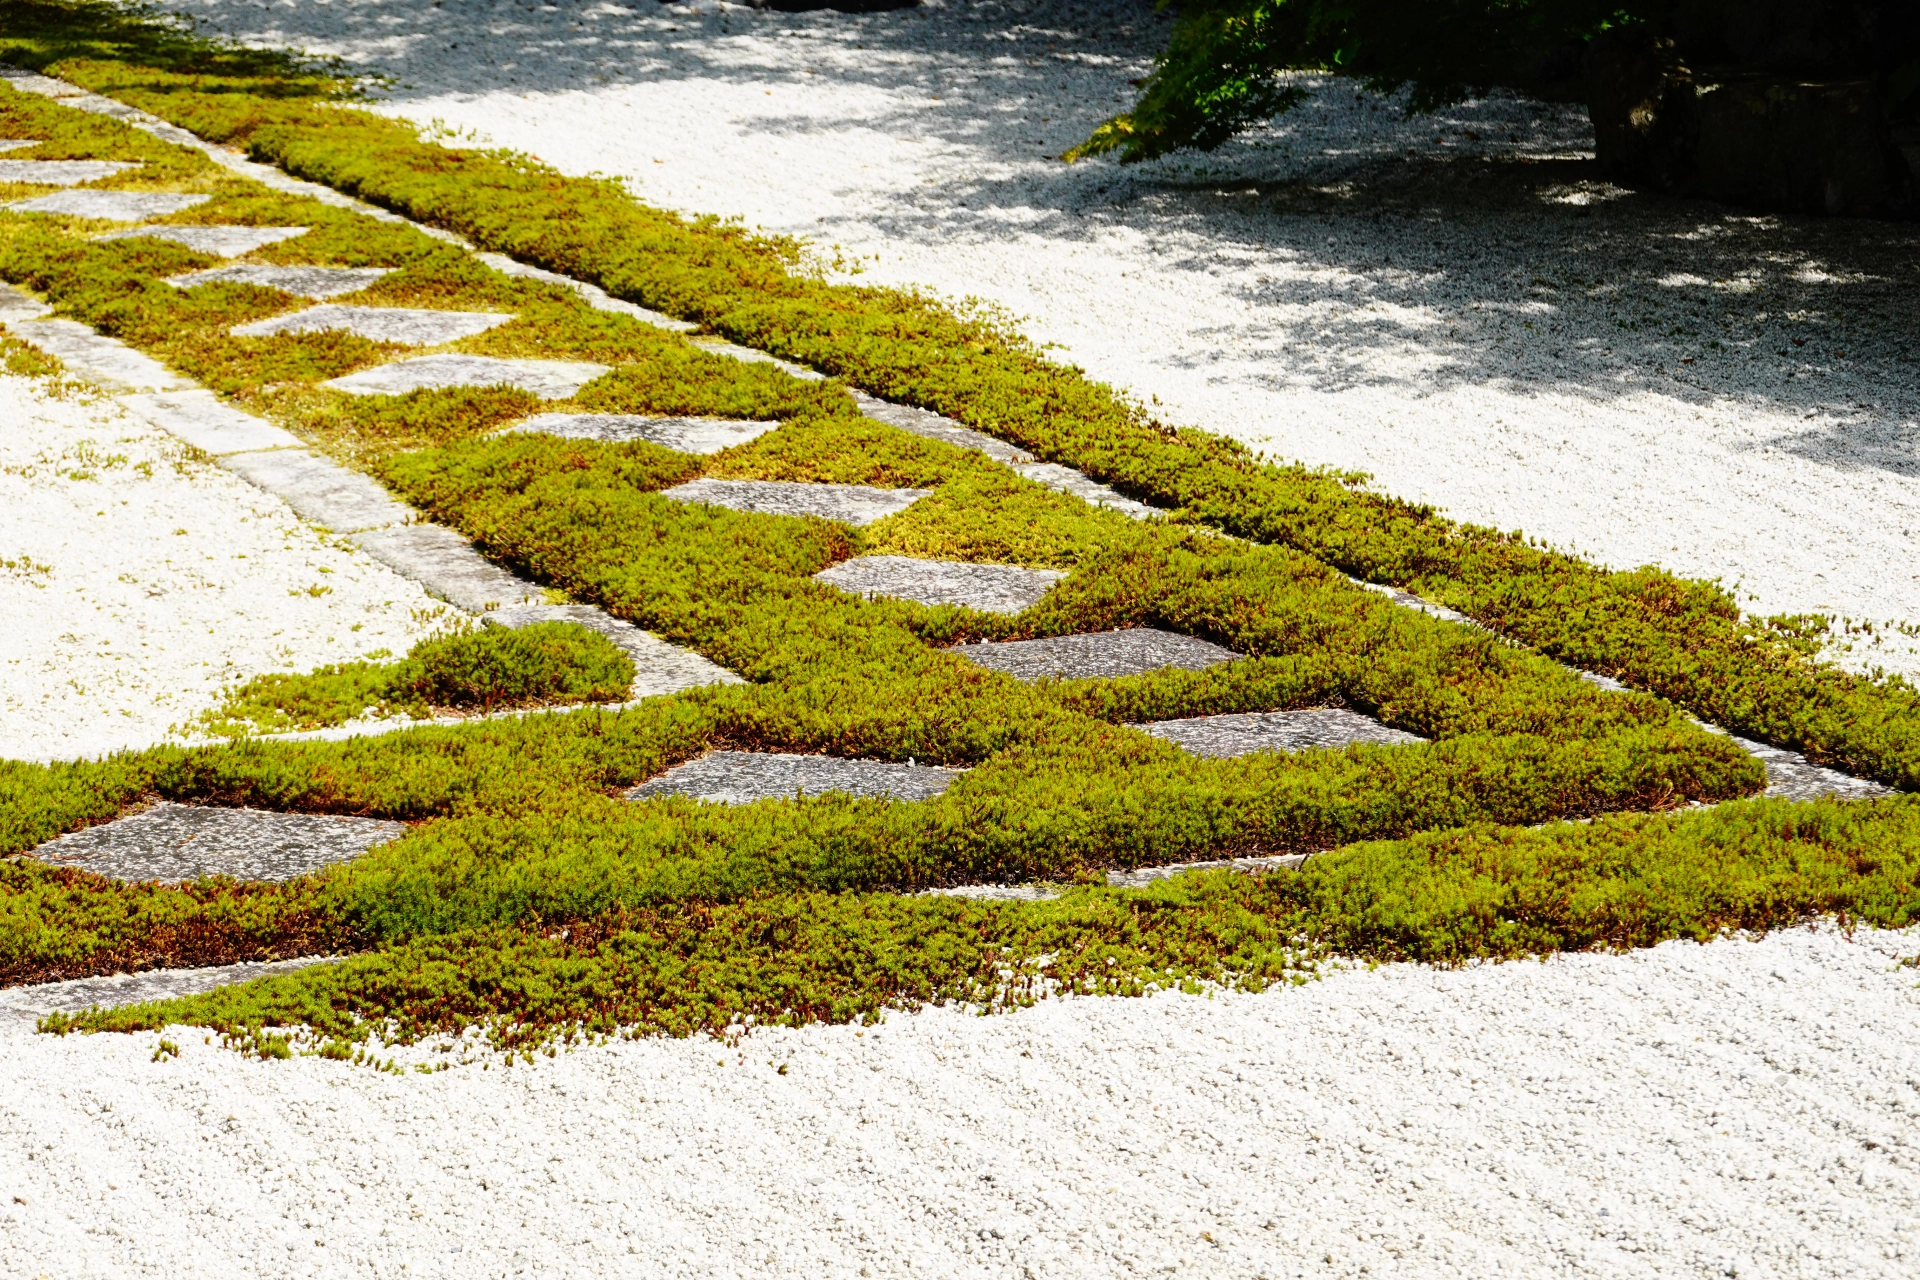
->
{"left": 323, "top": 354, "right": 610, "bottom": 399}
{"left": 1136, "top": 708, "right": 1425, "bottom": 758}
{"left": 950, "top": 628, "right": 1239, "bottom": 681}
{"left": 1011, "top": 461, "right": 1159, "bottom": 520}
{"left": 348, "top": 522, "right": 544, "bottom": 612}
{"left": 96, "top": 224, "right": 310, "bottom": 256}
{"left": 0, "top": 159, "right": 137, "bottom": 185}
{"left": 24, "top": 802, "right": 404, "bottom": 883}
{"left": 474, "top": 251, "right": 696, "bottom": 333}
{"left": 118, "top": 389, "right": 302, "bottom": 455}
{"left": 220, "top": 449, "right": 414, "bottom": 533}
{"left": 507, "top": 412, "right": 778, "bottom": 455}
{"left": 487, "top": 603, "right": 744, "bottom": 697}
{"left": 628, "top": 751, "right": 962, "bottom": 805}
{"left": 168, "top": 264, "right": 390, "bottom": 298}
{"left": 1729, "top": 735, "right": 1897, "bottom": 803}
{"left": 657, "top": 477, "right": 931, "bottom": 527}
{"left": 5, "top": 190, "right": 209, "bottom": 220}
{"left": 0, "top": 956, "right": 335, "bottom": 1024}
{"left": 232, "top": 304, "right": 514, "bottom": 345}
{"left": 8, "top": 318, "right": 191, "bottom": 392}
{"left": 815, "top": 555, "right": 1064, "bottom": 615}
{"left": 851, "top": 391, "right": 1034, "bottom": 465}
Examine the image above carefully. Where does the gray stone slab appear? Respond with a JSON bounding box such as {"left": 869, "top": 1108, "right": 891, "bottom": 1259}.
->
{"left": 507, "top": 412, "right": 778, "bottom": 455}
{"left": 0, "top": 159, "right": 137, "bottom": 185}
{"left": 815, "top": 555, "right": 1064, "bottom": 615}
{"left": 0, "top": 957, "right": 336, "bottom": 1023}
{"left": 348, "top": 522, "right": 543, "bottom": 612}
{"left": 949, "top": 628, "right": 1240, "bottom": 682}
{"left": 8, "top": 318, "right": 191, "bottom": 391}
{"left": 851, "top": 391, "right": 1034, "bottom": 465}
{"left": 5, "top": 190, "right": 208, "bottom": 220}
{"left": 0, "top": 280, "right": 50, "bottom": 319}
{"left": 220, "top": 449, "right": 414, "bottom": 532}
{"left": 928, "top": 852, "right": 1313, "bottom": 902}
{"left": 232, "top": 304, "right": 514, "bottom": 345}
{"left": 323, "top": 354, "right": 610, "bottom": 399}
{"left": 691, "top": 338, "right": 825, "bottom": 381}
{"left": 117, "top": 390, "right": 302, "bottom": 455}
{"left": 1136, "top": 708, "right": 1425, "bottom": 758}
{"left": 472, "top": 251, "right": 696, "bottom": 332}
{"left": 96, "top": 224, "right": 310, "bottom": 257}
{"left": 0, "top": 140, "right": 38, "bottom": 153}
{"left": 23, "top": 802, "right": 404, "bottom": 884}
{"left": 657, "top": 477, "right": 931, "bottom": 527}
{"left": 1010, "top": 462, "right": 1159, "bottom": 520}
{"left": 168, "top": 264, "right": 391, "bottom": 298}
{"left": 1728, "top": 736, "right": 1897, "bottom": 802}
{"left": 487, "top": 603, "right": 744, "bottom": 696}
{"left": 628, "top": 751, "right": 962, "bottom": 805}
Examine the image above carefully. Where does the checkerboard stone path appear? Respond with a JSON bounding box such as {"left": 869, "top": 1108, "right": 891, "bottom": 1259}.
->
{"left": 508, "top": 412, "right": 778, "bottom": 455}
{"left": 24, "top": 803, "right": 405, "bottom": 883}
{"left": 169, "top": 263, "right": 390, "bottom": 298}
{"left": 100, "top": 224, "right": 310, "bottom": 256}
{"left": 815, "top": 555, "right": 1065, "bottom": 615}
{"left": 629, "top": 751, "right": 963, "bottom": 805}
{"left": 659, "top": 478, "right": 932, "bottom": 526}
{"left": 6, "top": 189, "right": 208, "bottom": 219}
{"left": 323, "top": 354, "right": 610, "bottom": 398}
{"left": 233, "top": 304, "right": 514, "bottom": 345}
{"left": 951, "top": 628, "right": 1240, "bottom": 681}
{"left": 1137, "top": 708, "right": 1424, "bottom": 757}
{"left": 0, "top": 158, "right": 137, "bottom": 184}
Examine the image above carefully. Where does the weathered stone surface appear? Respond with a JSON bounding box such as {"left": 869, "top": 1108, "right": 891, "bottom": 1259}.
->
{"left": 850, "top": 391, "right": 1033, "bottom": 465}
{"left": 96, "top": 224, "right": 310, "bottom": 256}
{"left": 24, "top": 802, "right": 404, "bottom": 883}
{"left": 0, "top": 956, "right": 337, "bottom": 1024}
{"left": 1730, "top": 736, "right": 1897, "bottom": 802}
{"left": 1347, "top": 576, "right": 1477, "bottom": 626}
{"left": 690, "top": 338, "right": 825, "bottom": 381}
{"left": 6, "top": 190, "right": 208, "bottom": 219}
{"left": 815, "top": 555, "right": 1064, "bottom": 615}
{"left": 348, "top": 522, "right": 543, "bottom": 612}
{"left": 930, "top": 852, "right": 1313, "bottom": 901}
{"left": 658, "top": 477, "right": 931, "bottom": 527}
{"left": 233, "top": 304, "right": 514, "bottom": 345}
{"left": 0, "top": 140, "right": 37, "bottom": 153}
{"left": 487, "top": 603, "right": 744, "bottom": 696}
{"left": 220, "top": 449, "right": 414, "bottom": 532}
{"left": 507, "top": 412, "right": 777, "bottom": 455}
{"left": 323, "top": 354, "right": 610, "bottom": 399}
{"left": 168, "top": 264, "right": 391, "bottom": 299}
{"left": 1137, "top": 708, "right": 1424, "bottom": 758}
{"left": 117, "top": 389, "right": 302, "bottom": 455}
{"left": 473, "top": 251, "right": 697, "bottom": 332}
{"left": 0, "top": 280, "right": 50, "bottom": 319}
{"left": 950, "top": 628, "right": 1239, "bottom": 681}
{"left": 0, "top": 159, "right": 137, "bottom": 185}
{"left": 1010, "top": 462, "right": 1159, "bottom": 520}
{"left": 628, "top": 751, "right": 962, "bottom": 805}
{"left": 8, "top": 318, "right": 191, "bottom": 392}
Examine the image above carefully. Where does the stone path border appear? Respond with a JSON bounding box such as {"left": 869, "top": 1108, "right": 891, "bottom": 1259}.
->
{"left": 23, "top": 802, "right": 405, "bottom": 883}
{"left": 0, "top": 956, "right": 336, "bottom": 1025}
{"left": 1137, "top": 708, "right": 1425, "bottom": 757}
{"left": 168, "top": 263, "right": 392, "bottom": 297}
{"left": 507, "top": 412, "right": 779, "bottom": 454}
{"left": 950, "top": 628, "right": 1240, "bottom": 681}
{"left": 815, "top": 555, "right": 1065, "bottom": 615}
{"left": 628, "top": 750, "right": 964, "bottom": 805}
{"left": 659, "top": 477, "right": 932, "bottom": 526}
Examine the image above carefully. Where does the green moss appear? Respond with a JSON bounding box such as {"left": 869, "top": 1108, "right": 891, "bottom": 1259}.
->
{"left": 391, "top": 622, "right": 635, "bottom": 713}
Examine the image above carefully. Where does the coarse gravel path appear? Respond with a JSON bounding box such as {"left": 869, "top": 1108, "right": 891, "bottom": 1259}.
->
{"left": 171, "top": 0, "right": 1920, "bottom": 676}
{"left": 4, "top": 924, "right": 1919, "bottom": 1279}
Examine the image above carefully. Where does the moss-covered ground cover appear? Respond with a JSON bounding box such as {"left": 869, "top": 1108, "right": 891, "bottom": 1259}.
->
{"left": 0, "top": 2, "right": 1912, "bottom": 1055}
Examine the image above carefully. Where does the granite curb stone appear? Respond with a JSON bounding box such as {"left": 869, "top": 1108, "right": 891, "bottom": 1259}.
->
{"left": 658, "top": 477, "right": 932, "bottom": 526}
{"left": 233, "top": 304, "right": 515, "bottom": 345}
{"left": 117, "top": 390, "right": 303, "bottom": 454}
{"left": 628, "top": 751, "right": 963, "bottom": 805}
{"left": 348, "top": 522, "right": 544, "bottom": 612}
{"left": 8, "top": 318, "right": 191, "bottom": 391}
{"left": 473, "top": 251, "right": 696, "bottom": 331}
{"left": 169, "top": 263, "right": 391, "bottom": 298}
{"left": 1010, "top": 461, "right": 1159, "bottom": 520}
{"left": 220, "top": 449, "right": 416, "bottom": 532}
{"left": 507, "top": 412, "right": 778, "bottom": 454}
{"left": 324, "top": 354, "right": 610, "bottom": 399}
{"left": 0, "top": 280, "right": 51, "bottom": 319}
{"left": 23, "top": 802, "right": 404, "bottom": 883}
{"left": 950, "top": 628, "right": 1240, "bottom": 681}
{"left": 815, "top": 555, "right": 1065, "bottom": 615}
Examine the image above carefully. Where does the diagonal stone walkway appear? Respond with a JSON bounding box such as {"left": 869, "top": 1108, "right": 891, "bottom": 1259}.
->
{"left": 23, "top": 802, "right": 405, "bottom": 883}
{"left": 168, "top": 263, "right": 390, "bottom": 298}
{"left": 1136, "top": 708, "right": 1425, "bottom": 757}
{"left": 950, "top": 628, "right": 1240, "bottom": 681}
{"left": 98, "top": 224, "right": 309, "bottom": 256}
{"left": 6, "top": 189, "right": 208, "bottom": 219}
{"left": 815, "top": 555, "right": 1064, "bottom": 615}
{"left": 628, "top": 751, "right": 963, "bottom": 805}
{"left": 323, "top": 353, "right": 610, "bottom": 398}
{"left": 659, "top": 477, "right": 931, "bottom": 526}
{"left": 232, "top": 304, "right": 514, "bottom": 345}
{"left": 0, "top": 158, "right": 138, "bottom": 184}
{"left": 507, "top": 412, "right": 778, "bottom": 454}
{"left": 850, "top": 391, "right": 1034, "bottom": 465}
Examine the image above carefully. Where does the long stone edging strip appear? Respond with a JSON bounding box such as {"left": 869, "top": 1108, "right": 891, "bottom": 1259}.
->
{"left": 23, "top": 802, "right": 405, "bottom": 883}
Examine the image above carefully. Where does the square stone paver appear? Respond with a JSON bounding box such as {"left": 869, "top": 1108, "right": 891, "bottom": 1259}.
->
{"left": 487, "top": 603, "right": 744, "bottom": 697}
{"left": 323, "top": 354, "right": 611, "bottom": 399}
{"left": 169, "top": 264, "right": 391, "bottom": 298}
{"left": 118, "top": 390, "right": 302, "bottom": 455}
{"left": 220, "top": 449, "right": 414, "bottom": 532}
{"left": 507, "top": 412, "right": 779, "bottom": 455}
{"left": 628, "top": 751, "right": 962, "bottom": 805}
{"left": 24, "top": 803, "right": 404, "bottom": 883}
{"left": 6, "top": 190, "right": 209, "bottom": 219}
{"left": 815, "top": 555, "right": 1064, "bottom": 615}
{"left": 96, "top": 224, "right": 310, "bottom": 256}
{"left": 950, "top": 628, "right": 1240, "bottom": 681}
{"left": 233, "top": 304, "right": 514, "bottom": 345}
{"left": 851, "top": 392, "right": 1033, "bottom": 465}
{"left": 1136, "top": 708, "right": 1425, "bottom": 757}
{"left": 0, "top": 159, "right": 138, "bottom": 185}
{"left": 657, "top": 477, "right": 931, "bottom": 527}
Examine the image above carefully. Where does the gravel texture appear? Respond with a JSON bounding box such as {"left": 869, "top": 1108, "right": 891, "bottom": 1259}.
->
{"left": 1138, "top": 707, "right": 1425, "bottom": 756}
{"left": 0, "top": 158, "right": 137, "bottom": 184}
{"left": 815, "top": 554, "right": 1065, "bottom": 614}
{"left": 951, "top": 627, "right": 1240, "bottom": 680}
{"left": 22, "top": 801, "right": 405, "bottom": 883}
{"left": 628, "top": 749, "right": 964, "bottom": 804}
{"left": 5, "top": 189, "right": 207, "bottom": 219}
{"left": 507, "top": 411, "right": 778, "bottom": 454}
{"left": 323, "top": 353, "right": 610, "bottom": 398}
{"left": 97, "top": 224, "right": 311, "bottom": 256}
{"left": 658, "top": 476, "right": 933, "bottom": 526}
{"left": 168, "top": 263, "right": 392, "bottom": 297}
{"left": 5, "top": 923, "right": 1919, "bottom": 1278}
{"left": 231, "top": 303, "right": 514, "bottom": 345}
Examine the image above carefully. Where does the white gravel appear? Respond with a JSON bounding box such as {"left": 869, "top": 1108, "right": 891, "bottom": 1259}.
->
{"left": 4, "top": 923, "right": 1919, "bottom": 1278}
{"left": 172, "top": 0, "right": 1920, "bottom": 675}
{"left": 0, "top": 374, "right": 452, "bottom": 762}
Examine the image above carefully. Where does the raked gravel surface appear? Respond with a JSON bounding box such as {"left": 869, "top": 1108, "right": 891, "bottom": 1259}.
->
{"left": 4, "top": 924, "right": 1920, "bottom": 1278}
{"left": 0, "top": 374, "right": 452, "bottom": 761}
{"left": 172, "top": 0, "right": 1920, "bottom": 676}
